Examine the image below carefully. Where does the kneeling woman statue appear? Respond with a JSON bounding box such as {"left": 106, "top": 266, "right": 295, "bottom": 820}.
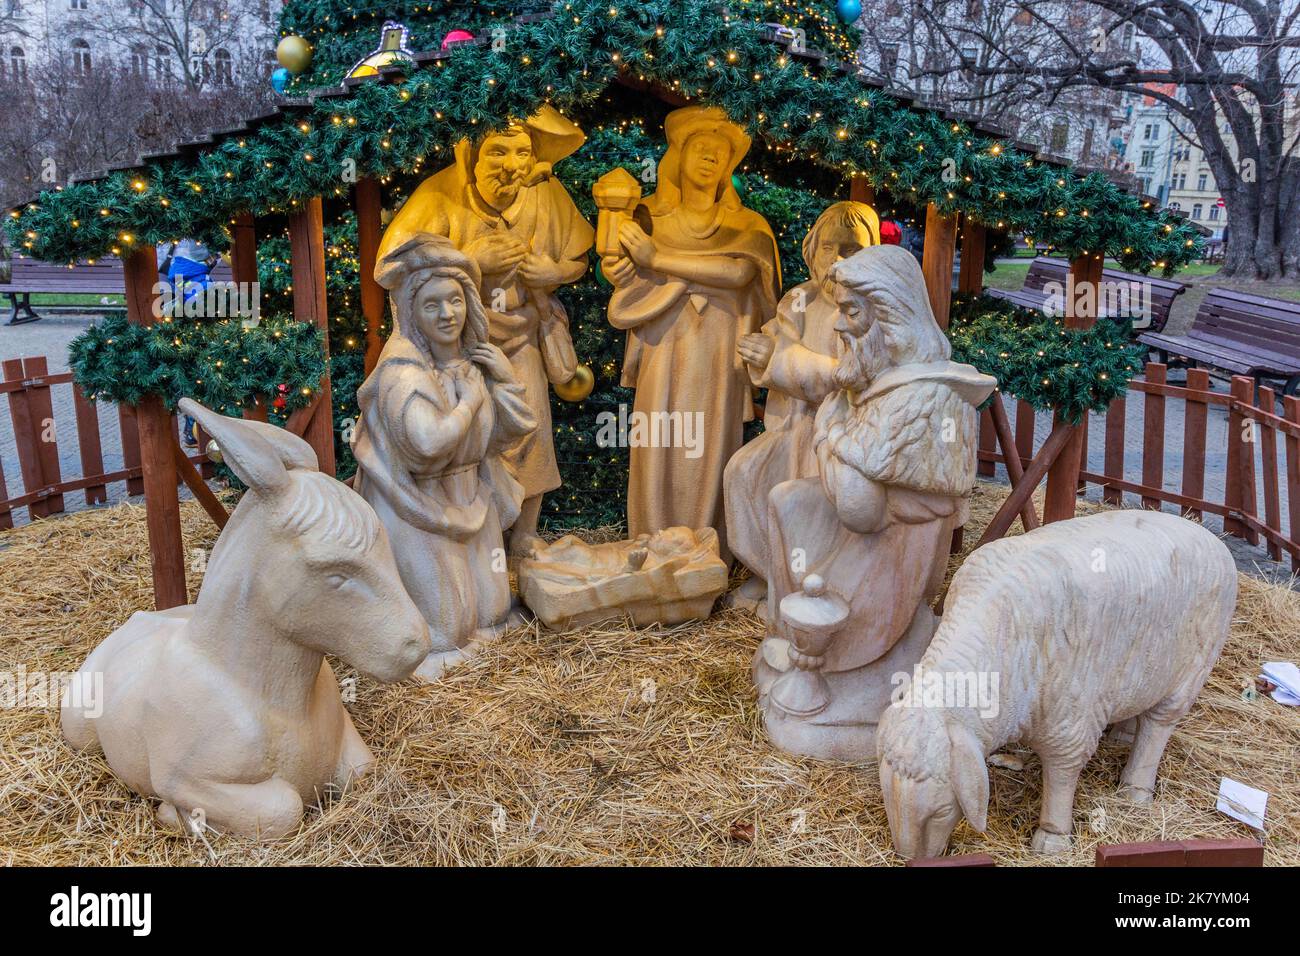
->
{"left": 351, "top": 234, "right": 537, "bottom": 679}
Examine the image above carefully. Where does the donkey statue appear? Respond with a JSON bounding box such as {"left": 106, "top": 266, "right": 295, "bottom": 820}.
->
{"left": 62, "top": 398, "right": 431, "bottom": 840}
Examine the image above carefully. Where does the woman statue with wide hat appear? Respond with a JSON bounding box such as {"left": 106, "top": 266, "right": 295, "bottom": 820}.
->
{"left": 601, "top": 105, "right": 781, "bottom": 562}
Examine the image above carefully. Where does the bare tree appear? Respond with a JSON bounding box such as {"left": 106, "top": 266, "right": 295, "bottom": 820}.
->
{"left": 107, "top": 0, "right": 257, "bottom": 92}
{"left": 874, "top": 0, "right": 1300, "bottom": 278}
{"left": 0, "top": 59, "right": 269, "bottom": 211}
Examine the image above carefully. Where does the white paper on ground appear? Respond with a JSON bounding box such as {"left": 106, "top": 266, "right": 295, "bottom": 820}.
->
{"left": 1261, "top": 661, "right": 1300, "bottom": 705}
{"left": 1216, "top": 777, "right": 1268, "bottom": 831}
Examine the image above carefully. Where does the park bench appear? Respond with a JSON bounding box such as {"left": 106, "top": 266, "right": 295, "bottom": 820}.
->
{"left": 0, "top": 255, "right": 233, "bottom": 325}
{"left": 1139, "top": 287, "right": 1300, "bottom": 395}
{"left": 985, "top": 256, "right": 1187, "bottom": 333}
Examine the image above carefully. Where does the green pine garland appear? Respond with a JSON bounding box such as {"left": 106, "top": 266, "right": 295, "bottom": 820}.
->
{"left": 69, "top": 314, "right": 327, "bottom": 416}
{"left": 947, "top": 294, "right": 1144, "bottom": 425}
{"left": 39, "top": 0, "right": 1178, "bottom": 532}
{"left": 6, "top": 0, "right": 1201, "bottom": 272}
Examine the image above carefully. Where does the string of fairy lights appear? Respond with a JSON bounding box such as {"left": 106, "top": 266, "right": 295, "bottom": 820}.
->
{"left": 23, "top": 0, "right": 1197, "bottom": 525}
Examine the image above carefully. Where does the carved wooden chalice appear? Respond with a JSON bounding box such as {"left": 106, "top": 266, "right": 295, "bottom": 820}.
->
{"left": 769, "top": 574, "right": 849, "bottom": 718}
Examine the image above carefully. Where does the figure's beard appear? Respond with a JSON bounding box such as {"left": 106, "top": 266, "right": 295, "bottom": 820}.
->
{"left": 477, "top": 170, "right": 523, "bottom": 210}
{"left": 833, "top": 322, "right": 890, "bottom": 389}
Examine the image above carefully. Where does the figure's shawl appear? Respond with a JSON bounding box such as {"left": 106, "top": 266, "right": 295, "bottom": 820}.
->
{"left": 816, "top": 361, "right": 996, "bottom": 498}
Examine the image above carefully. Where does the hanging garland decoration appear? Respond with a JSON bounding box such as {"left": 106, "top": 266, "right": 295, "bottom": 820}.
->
{"left": 6, "top": 0, "right": 1201, "bottom": 273}
{"left": 69, "top": 314, "right": 327, "bottom": 416}
{"left": 946, "top": 294, "right": 1145, "bottom": 425}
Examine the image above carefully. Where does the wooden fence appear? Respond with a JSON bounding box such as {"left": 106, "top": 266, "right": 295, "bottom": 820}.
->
{"left": 0, "top": 355, "right": 213, "bottom": 530}
{"left": 977, "top": 361, "right": 1300, "bottom": 573}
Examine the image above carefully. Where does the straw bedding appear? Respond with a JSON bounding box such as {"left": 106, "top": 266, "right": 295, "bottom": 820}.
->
{"left": 0, "top": 482, "right": 1295, "bottom": 865}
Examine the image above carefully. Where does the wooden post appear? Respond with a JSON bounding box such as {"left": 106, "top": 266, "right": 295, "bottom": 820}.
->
{"left": 4, "top": 358, "right": 56, "bottom": 519}
{"left": 288, "top": 197, "right": 336, "bottom": 477}
{"left": 72, "top": 384, "right": 107, "bottom": 505}
{"left": 229, "top": 212, "right": 267, "bottom": 423}
{"left": 957, "top": 219, "right": 986, "bottom": 296}
{"left": 1043, "top": 253, "right": 1102, "bottom": 522}
{"left": 230, "top": 211, "right": 258, "bottom": 286}
{"left": 1226, "top": 375, "right": 1259, "bottom": 544}
{"left": 123, "top": 246, "right": 188, "bottom": 610}
{"left": 1140, "top": 362, "right": 1167, "bottom": 510}
{"left": 1283, "top": 395, "right": 1300, "bottom": 574}
{"left": 1181, "top": 368, "right": 1210, "bottom": 520}
{"left": 850, "top": 177, "right": 875, "bottom": 206}
{"left": 355, "top": 176, "right": 386, "bottom": 376}
{"left": 922, "top": 203, "right": 958, "bottom": 329}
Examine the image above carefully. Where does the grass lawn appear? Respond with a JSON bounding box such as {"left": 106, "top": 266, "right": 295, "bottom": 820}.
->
{"left": 984, "top": 262, "right": 1029, "bottom": 291}
{"left": 28, "top": 293, "right": 125, "bottom": 306}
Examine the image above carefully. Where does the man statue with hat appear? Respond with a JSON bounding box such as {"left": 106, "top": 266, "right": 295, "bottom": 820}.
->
{"left": 602, "top": 106, "right": 781, "bottom": 562}
{"left": 380, "top": 105, "right": 595, "bottom": 556}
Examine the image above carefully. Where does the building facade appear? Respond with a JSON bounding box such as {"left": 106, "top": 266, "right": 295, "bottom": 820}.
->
{"left": 854, "top": 1, "right": 1136, "bottom": 172}
{"left": 0, "top": 0, "right": 281, "bottom": 90}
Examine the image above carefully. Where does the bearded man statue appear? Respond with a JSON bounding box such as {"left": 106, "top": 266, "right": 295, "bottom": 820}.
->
{"left": 753, "top": 244, "right": 996, "bottom": 761}
{"left": 379, "top": 106, "right": 594, "bottom": 556}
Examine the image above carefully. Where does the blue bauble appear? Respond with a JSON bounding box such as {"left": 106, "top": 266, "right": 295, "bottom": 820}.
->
{"left": 271, "top": 67, "right": 291, "bottom": 94}
{"left": 836, "top": 0, "right": 863, "bottom": 23}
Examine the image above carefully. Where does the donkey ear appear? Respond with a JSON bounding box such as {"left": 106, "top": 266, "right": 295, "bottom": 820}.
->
{"left": 947, "top": 721, "right": 990, "bottom": 833}
{"left": 179, "top": 398, "right": 305, "bottom": 496}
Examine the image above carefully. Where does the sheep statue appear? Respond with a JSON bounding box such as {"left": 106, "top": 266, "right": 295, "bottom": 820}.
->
{"left": 877, "top": 509, "right": 1237, "bottom": 858}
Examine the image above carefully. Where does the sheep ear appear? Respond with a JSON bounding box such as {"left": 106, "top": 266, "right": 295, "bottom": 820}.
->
{"left": 179, "top": 398, "right": 296, "bottom": 497}
{"left": 947, "top": 721, "right": 989, "bottom": 833}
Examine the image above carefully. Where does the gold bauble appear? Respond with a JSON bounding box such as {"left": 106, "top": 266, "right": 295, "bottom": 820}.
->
{"left": 205, "top": 439, "right": 223, "bottom": 465}
{"left": 276, "top": 36, "right": 313, "bottom": 75}
{"left": 554, "top": 363, "right": 595, "bottom": 403}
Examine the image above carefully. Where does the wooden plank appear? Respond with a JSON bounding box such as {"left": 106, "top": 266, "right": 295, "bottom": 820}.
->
{"left": 1180, "top": 368, "right": 1209, "bottom": 520}
{"left": 907, "top": 853, "right": 995, "bottom": 867}
{"left": 3, "top": 358, "right": 50, "bottom": 519}
{"left": 72, "top": 383, "right": 107, "bottom": 505}
{"left": 288, "top": 196, "right": 336, "bottom": 477}
{"left": 1180, "top": 838, "right": 1264, "bottom": 867}
{"left": 922, "top": 203, "right": 957, "bottom": 330}
{"left": 1258, "top": 385, "right": 1283, "bottom": 560}
{"left": 973, "top": 420, "right": 1074, "bottom": 549}
{"left": 1102, "top": 395, "right": 1125, "bottom": 506}
{"left": 244, "top": 396, "right": 269, "bottom": 423}
{"left": 1014, "top": 399, "right": 1035, "bottom": 468}
{"left": 1095, "top": 841, "right": 1188, "bottom": 867}
{"left": 1229, "top": 376, "right": 1259, "bottom": 545}
{"left": 171, "top": 435, "right": 229, "bottom": 530}
{"left": 22, "top": 356, "right": 65, "bottom": 516}
{"left": 355, "top": 176, "right": 386, "bottom": 376}
{"left": 988, "top": 393, "right": 1039, "bottom": 531}
{"left": 1141, "top": 362, "right": 1167, "bottom": 510}
{"left": 118, "top": 403, "right": 144, "bottom": 496}
{"left": 0, "top": 447, "right": 11, "bottom": 530}
{"left": 230, "top": 211, "right": 258, "bottom": 286}
{"left": 1044, "top": 254, "right": 1102, "bottom": 522}
{"left": 0, "top": 370, "right": 74, "bottom": 395}
{"left": 1079, "top": 471, "right": 1226, "bottom": 518}
{"left": 849, "top": 177, "right": 875, "bottom": 205}
{"left": 231, "top": 211, "right": 264, "bottom": 424}
{"left": 123, "top": 246, "right": 188, "bottom": 610}
{"left": 977, "top": 405, "right": 996, "bottom": 478}
{"left": 957, "top": 220, "right": 986, "bottom": 295}
{"left": 1077, "top": 412, "right": 1090, "bottom": 492}
{"left": 283, "top": 392, "right": 323, "bottom": 438}
{"left": 1286, "top": 395, "right": 1300, "bottom": 575}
